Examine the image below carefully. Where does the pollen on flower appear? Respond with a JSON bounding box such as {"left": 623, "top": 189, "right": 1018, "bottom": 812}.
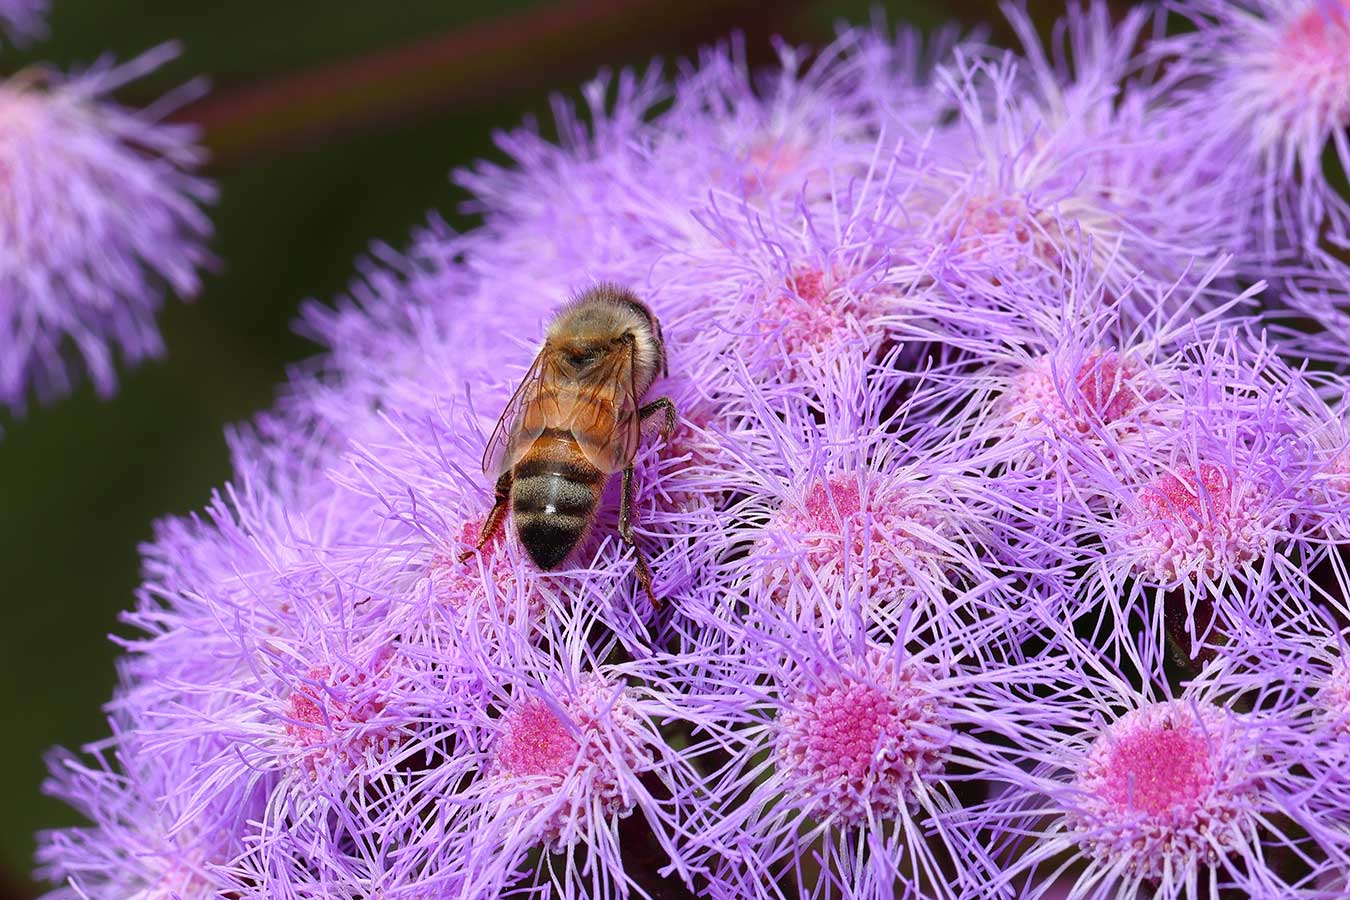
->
{"left": 999, "top": 351, "right": 1158, "bottom": 450}
{"left": 1274, "top": 2, "right": 1350, "bottom": 127}
{"left": 1122, "top": 463, "right": 1273, "bottom": 583}
{"left": 494, "top": 697, "right": 580, "bottom": 778}
{"left": 755, "top": 268, "right": 884, "bottom": 373}
{"left": 754, "top": 475, "right": 951, "bottom": 614}
{"left": 486, "top": 676, "right": 654, "bottom": 848}
{"left": 284, "top": 653, "right": 401, "bottom": 775}
{"left": 774, "top": 657, "right": 950, "bottom": 824}
{"left": 1069, "top": 702, "right": 1257, "bottom": 879}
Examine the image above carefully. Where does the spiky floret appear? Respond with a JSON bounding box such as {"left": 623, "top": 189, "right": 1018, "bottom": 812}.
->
{"left": 967, "top": 256, "right": 1256, "bottom": 488}
{"left": 693, "top": 353, "right": 1024, "bottom": 638}
{"left": 975, "top": 638, "right": 1349, "bottom": 900}
{"left": 1155, "top": 0, "right": 1350, "bottom": 259}
{"left": 675, "top": 605, "right": 1071, "bottom": 900}
{"left": 421, "top": 619, "right": 706, "bottom": 899}
{"left": 1017, "top": 328, "right": 1345, "bottom": 672}
{"left": 0, "top": 45, "right": 213, "bottom": 414}
{"left": 37, "top": 711, "right": 268, "bottom": 900}
{"left": 905, "top": 7, "right": 1226, "bottom": 313}
{"left": 1068, "top": 701, "right": 1260, "bottom": 879}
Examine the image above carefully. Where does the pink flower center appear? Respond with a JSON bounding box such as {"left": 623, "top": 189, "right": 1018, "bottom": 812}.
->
{"left": 776, "top": 664, "right": 949, "bottom": 824}
{"left": 487, "top": 678, "right": 654, "bottom": 848}
{"left": 1140, "top": 464, "right": 1231, "bottom": 520}
{"left": 1075, "top": 353, "right": 1138, "bottom": 422}
{"left": 802, "top": 478, "right": 862, "bottom": 528}
{"left": 944, "top": 195, "right": 1065, "bottom": 277}
{"left": 1327, "top": 447, "right": 1350, "bottom": 495}
{"left": 285, "top": 656, "right": 398, "bottom": 774}
{"left": 1321, "top": 659, "right": 1350, "bottom": 734}
{"left": 425, "top": 519, "right": 544, "bottom": 627}
{"left": 756, "top": 475, "right": 951, "bottom": 614}
{"left": 1275, "top": 3, "right": 1350, "bottom": 125}
{"left": 757, "top": 267, "right": 881, "bottom": 370}
{"left": 1279, "top": 3, "right": 1350, "bottom": 64}
{"left": 794, "top": 682, "right": 897, "bottom": 782}
{"left": 1125, "top": 463, "right": 1271, "bottom": 582}
{"left": 494, "top": 698, "right": 579, "bottom": 778}
{"left": 1071, "top": 702, "right": 1256, "bottom": 878}
{"left": 999, "top": 351, "right": 1158, "bottom": 463}
{"left": 1095, "top": 724, "right": 1215, "bottom": 817}
{"left": 742, "top": 139, "right": 809, "bottom": 192}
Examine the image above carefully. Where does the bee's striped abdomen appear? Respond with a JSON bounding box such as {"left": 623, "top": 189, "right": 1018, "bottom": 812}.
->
{"left": 511, "top": 430, "right": 604, "bottom": 570}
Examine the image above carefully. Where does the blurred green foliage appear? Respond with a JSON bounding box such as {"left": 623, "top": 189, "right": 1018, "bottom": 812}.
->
{"left": 0, "top": 0, "right": 986, "bottom": 893}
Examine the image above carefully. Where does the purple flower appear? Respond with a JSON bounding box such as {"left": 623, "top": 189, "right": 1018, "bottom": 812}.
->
{"left": 674, "top": 604, "right": 1071, "bottom": 899}
{"left": 32, "top": 5, "right": 1350, "bottom": 898}
{"left": 37, "top": 712, "right": 269, "bottom": 899}
{"left": 0, "top": 44, "right": 213, "bottom": 414}
{"left": 1154, "top": 0, "right": 1350, "bottom": 260}
{"left": 904, "top": 4, "right": 1228, "bottom": 315}
{"left": 0, "top": 0, "right": 45, "bottom": 46}
{"left": 974, "top": 637, "right": 1350, "bottom": 899}
{"left": 436, "top": 630, "right": 706, "bottom": 899}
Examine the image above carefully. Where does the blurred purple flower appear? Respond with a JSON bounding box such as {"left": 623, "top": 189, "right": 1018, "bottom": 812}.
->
{"left": 1156, "top": 0, "right": 1350, "bottom": 260}
{"left": 0, "top": 44, "right": 213, "bottom": 414}
{"left": 0, "top": 0, "right": 45, "bottom": 46}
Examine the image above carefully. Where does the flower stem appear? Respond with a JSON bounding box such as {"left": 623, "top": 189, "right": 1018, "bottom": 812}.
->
{"left": 173, "top": 0, "right": 810, "bottom": 166}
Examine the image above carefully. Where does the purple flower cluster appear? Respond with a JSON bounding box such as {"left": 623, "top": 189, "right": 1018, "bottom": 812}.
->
{"left": 0, "top": 43, "right": 212, "bottom": 415}
{"left": 36, "top": 3, "right": 1350, "bottom": 898}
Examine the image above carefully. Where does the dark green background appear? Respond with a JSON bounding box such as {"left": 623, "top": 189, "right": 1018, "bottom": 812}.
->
{"left": 0, "top": 1, "right": 1003, "bottom": 894}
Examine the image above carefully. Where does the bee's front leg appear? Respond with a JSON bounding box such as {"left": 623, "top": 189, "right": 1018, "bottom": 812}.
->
{"left": 459, "top": 472, "right": 512, "bottom": 563}
{"left": 638, "top": 397, "right": 676, "bottom": 439}
{"left": 620, "top": 465, "right": 661, "bottom": 610}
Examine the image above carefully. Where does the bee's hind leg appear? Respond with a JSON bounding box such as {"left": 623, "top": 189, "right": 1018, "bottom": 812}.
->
{"left": 638, "top": 397, "right": 676, "bottom": 439}
{"left": 459, "top": 472, "right": 512, "bottom": 563}
{"left": 620, "top": 465, "right": 661, "bottom": 610}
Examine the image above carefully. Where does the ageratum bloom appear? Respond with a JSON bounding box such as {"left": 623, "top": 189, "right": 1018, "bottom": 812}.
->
{"left": 389, "top": 615, "right": 706, "bottom": 900}
{"left": 1156, "top": 0, "right": 1350, "bottom": 260}
{"left": 906, "top": 4, "right": 1226, "bottom": 317}
{"left": 0, "top": 45, "right": 213, "bottom": 414}
{"left": 34, "top": 5, "right": 1350, "bottom": 899}
{"left": 674, "top": 601, "right": 1072, "bottom": 900}
{"left": 974, "top": 634, "right": 1350, "bottom": 899}
{"left": 37, "top": 712, "right": 269, "bottom": 899}
{"left": 1003, "top": 326, "right": 1345, "bottom": 670}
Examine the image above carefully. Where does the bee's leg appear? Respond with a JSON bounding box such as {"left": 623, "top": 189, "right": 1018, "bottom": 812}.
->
{"left": 638, "top": 397, "right": 677, "bottom": 439}
{"left": 620, "top": 465, "right": 661, "bottom": 610}
{"left": 459, "top": 472, "right": 512, "bottom": 563}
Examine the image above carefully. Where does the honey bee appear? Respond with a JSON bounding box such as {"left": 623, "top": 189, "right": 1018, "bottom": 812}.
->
{"left": 463, "top": 285, "right": 676, "bottom": 608}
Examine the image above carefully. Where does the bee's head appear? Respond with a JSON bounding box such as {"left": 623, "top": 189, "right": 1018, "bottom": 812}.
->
{"left": 548, "top": 285, "right": 667, "bottom": 385}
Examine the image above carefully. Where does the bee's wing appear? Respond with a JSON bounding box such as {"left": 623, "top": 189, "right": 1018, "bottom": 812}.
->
{"left": 564, "top": 342, "right": 642, "bottom": 475}
{"left": 481, "top": 349, "right": 555, "bottom": 477}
